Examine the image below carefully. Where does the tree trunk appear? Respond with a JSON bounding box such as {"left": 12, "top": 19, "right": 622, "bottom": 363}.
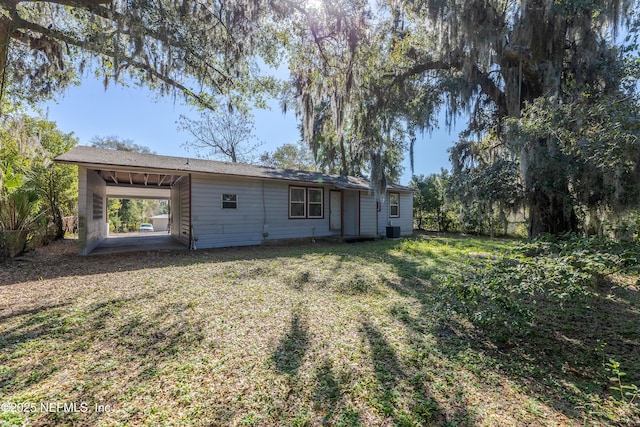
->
{"left": 339, "top": 134, "right": 348, "bottom": 175}
{"left": 526, "top": 171, "right": 579, "bottom": 238}
{"left": 499, "top": 201, "right": 508, "bottom": 236}
{"left": 528, "top": 192, "right": 578, "bottom": 237}
{"left": 53, "top": 206, "right": 64, "bottom": 238}
{"left": 520, "top": 135, "right": 580, "bottom": 238}
{"left": 0, "top": 15, "right": 13, "bottom": 106}
{"left": 489, "top": 207, "right": 495, "bottom": 239}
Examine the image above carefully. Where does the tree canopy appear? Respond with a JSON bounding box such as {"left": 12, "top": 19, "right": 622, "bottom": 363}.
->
{"left": 90, "top": 135, "right": 154, "bottom": 153}
{"left": 3, "top": 0, "right": 639, "bottom": 237}
{"left": 283, "top": 0, "right": 640, "bottom": 236}
{"left": 260, "top": 142, "right": 318, "bottom": 171}
{"left": 177, "top": 107, "right": 262, "bottom": 163}
{"left": 0, "top": 114, "right": 77, "bottom": 255}
{"left": 0, "top": 0, "right": 282, "bottom": 108}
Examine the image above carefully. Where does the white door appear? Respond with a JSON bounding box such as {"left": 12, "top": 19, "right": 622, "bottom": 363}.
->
{"left": 330, "top": 191, "right": 341, "bottom": 230}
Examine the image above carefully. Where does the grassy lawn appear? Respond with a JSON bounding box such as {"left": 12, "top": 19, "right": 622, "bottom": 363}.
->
{"left": 1, "top": 235, "right": 638, "bottom": 426}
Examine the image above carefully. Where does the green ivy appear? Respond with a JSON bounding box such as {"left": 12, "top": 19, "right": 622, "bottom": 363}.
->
{"left": 434, "top": 234, "right": 640, "bottom": 344}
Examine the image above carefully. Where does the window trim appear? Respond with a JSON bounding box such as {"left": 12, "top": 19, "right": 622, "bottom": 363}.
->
{"left": 307, "top": 187, "right": 324, "bottom": 219}
{"left": 222, "top": 193, "right": 237, "bottom": 209}
{"left": 389, "top": 192, "right": 400, "bottom": 218}
{"left": 289, "top": 186, "right": 324, "bottom": 219}
{"left": 289, "top": 186, "right": 307, "bottom": 219}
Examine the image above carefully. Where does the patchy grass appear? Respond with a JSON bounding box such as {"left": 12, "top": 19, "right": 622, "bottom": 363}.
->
{"left": 0, "top": 235, "right": 638, "bottom": 426}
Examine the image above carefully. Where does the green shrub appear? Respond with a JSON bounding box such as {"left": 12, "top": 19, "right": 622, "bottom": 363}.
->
{"left": 434, "top": 234, "right": 639, "bottom": 344}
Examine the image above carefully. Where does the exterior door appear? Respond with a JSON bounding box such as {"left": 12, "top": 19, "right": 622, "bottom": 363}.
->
{"left": 330, "top": 190, "right": 341, "bottom": 231}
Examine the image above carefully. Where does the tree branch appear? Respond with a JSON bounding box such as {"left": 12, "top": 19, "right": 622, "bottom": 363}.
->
{"left": 72, "top": 3, "right": 234, "bottom": 84}
{"left": 387, "top": 52, "right": 463, "bottom": 84}
{"left": 385, "top": 53, "right": 507, "bottom": 117}
{"left": 12, "top": 15, "right": 219, "bottom": 109}
{"left": 470, "top": 64, "right": 507, "bottom": 117}
{"left": 14, "top": 0, "right": 110, "bottom": 6}
{"left": 503, "top": 46, "right": 539, "bottom": 81}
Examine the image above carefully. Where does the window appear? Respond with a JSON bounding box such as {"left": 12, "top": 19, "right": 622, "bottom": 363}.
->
{"left": 389, "top": 192, "right": 400, "bottom": 218}
{"left": 222, "top": 194, "right": 237, "bottom": 209}
{"left": 308, "top": 188, "right": 323, "bottom": 218}
{"left": 289, "top": 186, "right": 324, "bottom": 219}
{"left": 289, "top": 187, "right": 306, "bottom": 218}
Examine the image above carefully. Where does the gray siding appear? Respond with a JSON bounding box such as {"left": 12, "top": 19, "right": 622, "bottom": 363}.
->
{"left": 359, "top": 191, "right": 377, "bottom": 236}
{"left": 190, "top": 175, "right": 333, "bottom": 249}
{"left": 78, "top": 167, "right": 107, "bottom": 255}
{"left": 181, "top": 174, "right": 413, "bottom": 248}
{"left": 377, "top": 190, "right": 414, "bottom": 236}
{"left": 190, "top": 175, "right": 263, "bottom": 248}
{"left": 398, "top": 192, "right": 414, "bottom": 235}
{"left": 170, "top": 176, "right": 190, "bottom": 246}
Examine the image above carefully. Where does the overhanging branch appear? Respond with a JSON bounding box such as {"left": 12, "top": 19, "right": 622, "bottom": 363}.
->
{"left": 13, "top": 15, "right": 220, "bottom": 109}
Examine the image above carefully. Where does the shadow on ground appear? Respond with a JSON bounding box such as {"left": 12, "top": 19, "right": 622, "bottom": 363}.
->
{"left": 2, "top": 235, "right": 638, "bottom": 425}
{"left": 381, "top": 241, "right": 640, "bottom": 425}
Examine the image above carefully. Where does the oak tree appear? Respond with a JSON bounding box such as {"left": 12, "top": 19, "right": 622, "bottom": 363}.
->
{"left": 0, "top": 0, "right": 281, "bottom": 107}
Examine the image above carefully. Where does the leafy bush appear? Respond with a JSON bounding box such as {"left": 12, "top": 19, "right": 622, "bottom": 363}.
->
{"left": 607, "top": 359, "right": 639, "bottom": 407}
{"left": 435, "top": 234, "right": 640, "bottom": 344}
{"left": 0, "top": 115, "right": 78, "bottom": 257}
{"left": 609, "top": 209, "right": 640, "bottom": 241}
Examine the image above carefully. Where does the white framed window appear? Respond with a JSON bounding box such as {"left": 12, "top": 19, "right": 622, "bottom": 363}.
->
{"left": 289, "top": 186, "right": 324, "bottom": 219}
{"left": 289, "top": 187, "right": 306, "bottom": 218}
{"left": 389, "top": 192, "right": 400, "bottom": 218}
{"left": 222, "top": 194, "right": 237, "bottom": 209}
{"left": 307, "top": 188, "right": 323, "bottom": 218}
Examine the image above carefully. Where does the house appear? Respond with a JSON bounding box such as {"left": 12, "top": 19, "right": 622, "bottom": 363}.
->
{"left": 55, "top": 146, "right": 414, "bottom": 255}
{"left": 150, "top": 213, "right": 169, "bottom": 232}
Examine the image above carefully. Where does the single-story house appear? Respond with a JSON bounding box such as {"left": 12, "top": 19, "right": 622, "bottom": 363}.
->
{"left": 55, "top": 146, "right": 414, "bottom": 255}
{"left": 150, "top": 213, "right": 169, "bottom": 232}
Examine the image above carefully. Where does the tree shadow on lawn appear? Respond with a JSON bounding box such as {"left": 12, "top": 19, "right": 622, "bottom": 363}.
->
{"left": 268, "top": 308, "right": 448, "bottom": 425}
{"left": 360, "top": 320, "right": 452, "bottom": 426}
{"left": 0, "top": 292, "right": 219, "bottom": 426}
{"left": 269, "top": 308, "right": 368, "bottom": 425}
{"left": 2, "top": 233, "right": 461, "bottom": 288}
{"left": 1, "top": 238, "right": 382, "bottom": 287}
{"left": 311, "top": 358, "right": 359, "bottom": 425}
{"left": 382, "top": 247, "right": 640, "bottom": 424}
{"left": 272, "top": 311, "right": 309, "bottom": 376}
{"left": 4, "top": 236, "right": 638, "bottom": 423}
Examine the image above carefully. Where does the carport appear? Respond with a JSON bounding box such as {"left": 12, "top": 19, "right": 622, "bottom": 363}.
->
{"left": 55, "top": 146, "right": 189, "bottom": 255}
{"left": 89, "top": 232, "right": 187, "bottom": 255}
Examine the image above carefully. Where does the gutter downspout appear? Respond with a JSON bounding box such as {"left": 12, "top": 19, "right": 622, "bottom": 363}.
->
{"left": 188, "top": 174, "right": 195, "bottom": 250}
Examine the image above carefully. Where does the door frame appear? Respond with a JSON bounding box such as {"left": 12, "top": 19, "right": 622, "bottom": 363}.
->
{"left": 329, "top": 190, "right": 342, "bottom": 234}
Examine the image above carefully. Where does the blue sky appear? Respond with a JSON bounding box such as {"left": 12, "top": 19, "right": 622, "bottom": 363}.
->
{"left": 43, "top": 75, "right": 462, "bottom": 185}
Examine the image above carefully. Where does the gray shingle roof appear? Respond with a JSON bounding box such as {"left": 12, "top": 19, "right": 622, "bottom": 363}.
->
{"left": 55, "top": 146, "right": 414, "bottom": 191}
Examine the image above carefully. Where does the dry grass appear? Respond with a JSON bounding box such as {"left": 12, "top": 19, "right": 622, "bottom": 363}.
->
{"left": 0, "top": 236, "right": 638, "bottom": 426}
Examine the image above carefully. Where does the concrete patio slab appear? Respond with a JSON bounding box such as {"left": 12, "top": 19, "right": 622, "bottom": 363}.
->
{"left": 89, "top": 232, "right": 187, "bottom": 255}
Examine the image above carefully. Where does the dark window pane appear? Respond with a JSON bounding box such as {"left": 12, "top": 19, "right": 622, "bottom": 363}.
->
{"left": 309, "top": 204, "right": 322, "bottom": 217}
{"left": 308, "top": 189, "right": 322, "bottom": 203}
{"left": 291, "top": 188, "right": 305, "bottom": 202}
{"left": 222, "top": 194, "right": 237, "bottom": 209}
{"left": 290, "top": 203, "right": 305, "bottom": 217}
